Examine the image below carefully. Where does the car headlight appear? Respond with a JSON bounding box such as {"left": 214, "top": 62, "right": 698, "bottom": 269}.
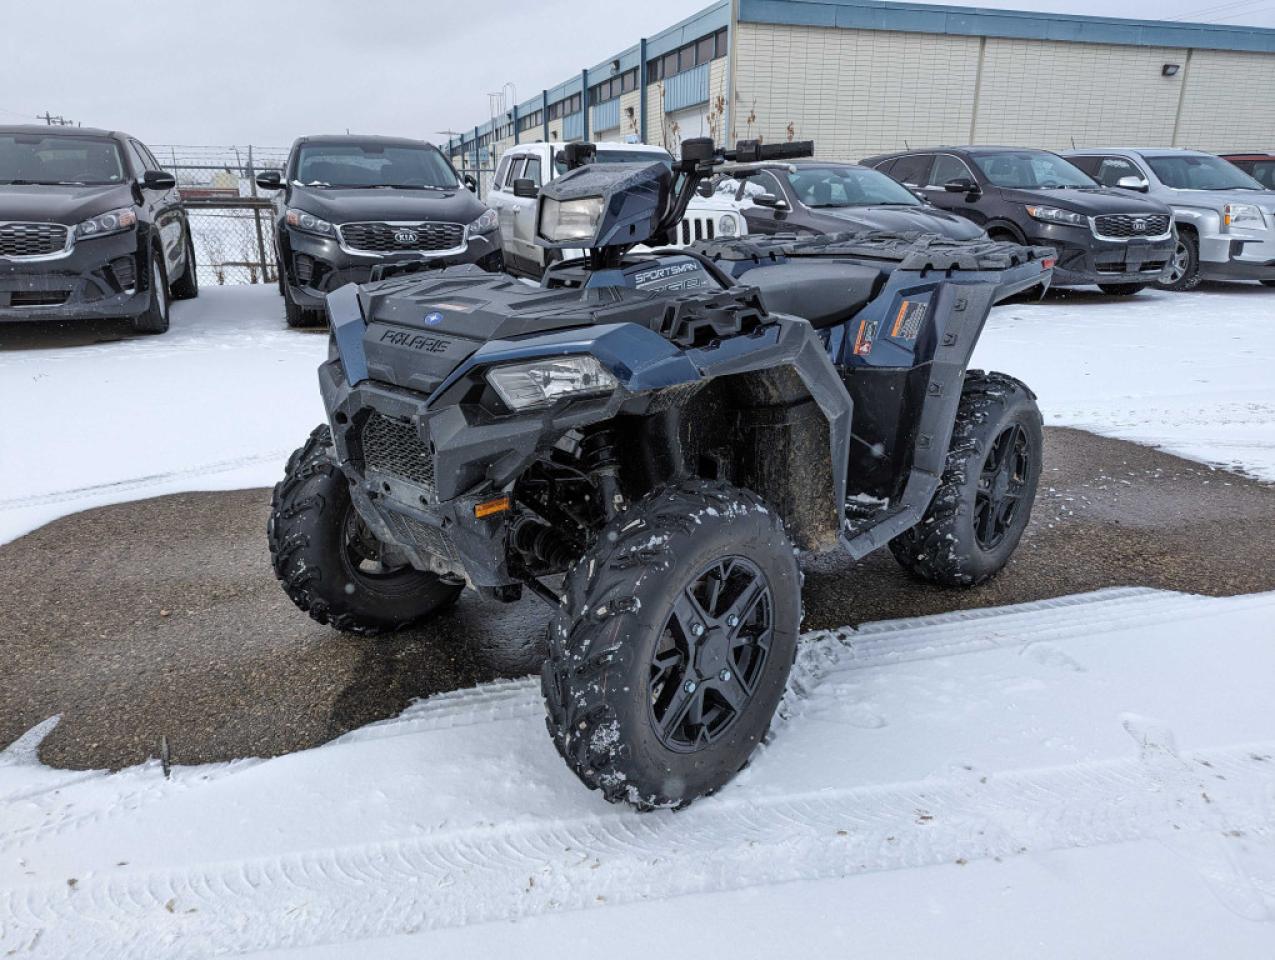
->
{"left": 718, "top": 214, "right": 738, "bottom": 236}
{"left": 468, "top": 208, "right": 498, "bottom": 235}
{"left": 75, "top": 207, "right": 138, "bottom": 239}
{"left": 486, "top": 356, "right": 617, "bottom": 410}
{"left": 1223, "top": 203, "right": 1264, "bottom": 229}
{"left": 539, "top": 196, "right": 605, "bottom": 242}
{"left": 1025, "top": 205, "right": 1086, "bottom": 227}
{"left": 285, "top": 208, "right": 334, "bottom": 237}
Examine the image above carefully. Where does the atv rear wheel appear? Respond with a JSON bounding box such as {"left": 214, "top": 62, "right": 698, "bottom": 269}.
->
{"left": 268, "top": 425, "right": 463, "bottom": 635}
{"left": 542, "top": 479, "right": 800, "bottom": 810}
{"left": 889, "top": 371, "right": 1042, "bottom": 587}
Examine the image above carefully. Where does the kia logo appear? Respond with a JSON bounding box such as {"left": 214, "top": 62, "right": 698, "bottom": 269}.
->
{"left": 1133, "top": 218, "right": 1147, "bottom": 232}
{"left": 393, "top": 230, "right": 419, "bottom": 244}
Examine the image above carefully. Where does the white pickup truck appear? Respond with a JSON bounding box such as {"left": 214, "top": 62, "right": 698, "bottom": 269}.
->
{"left": 484, "top": 140, "right": 746, "bottom": 278}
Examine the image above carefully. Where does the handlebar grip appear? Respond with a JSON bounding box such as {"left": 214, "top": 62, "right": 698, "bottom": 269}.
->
{"left": 757, "top": 140, "right": 814, "bottom": 160}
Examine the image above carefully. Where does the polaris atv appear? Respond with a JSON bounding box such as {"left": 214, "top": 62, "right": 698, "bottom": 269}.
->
{"left": 268, "top": 138, "right": 1053, "bottom": 810}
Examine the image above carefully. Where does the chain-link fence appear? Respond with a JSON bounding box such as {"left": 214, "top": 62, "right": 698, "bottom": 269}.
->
{"left": 154, "top": 145, "right": 287, "bottom": 286}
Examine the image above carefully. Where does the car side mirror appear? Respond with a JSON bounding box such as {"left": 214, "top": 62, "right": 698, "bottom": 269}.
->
{"left": 255, "top": 170, "right": 283, "bottom": 190}
{"left": 463, "top": 173, "right": 477, "bottom": 193}
{"left": 512, "top": 178, "right": 538, "bottom": 199}
{"left": 142, "top": 169, "right": 177, "bottom": 191}
{"left": 944, "top": 177, "right": 979, "bottom": 195}
{"left": 753, "top": 193, "right": 787, "bottom": 210}
{"left": 1115, "top": 175, "right": 1149, "bottom": 192}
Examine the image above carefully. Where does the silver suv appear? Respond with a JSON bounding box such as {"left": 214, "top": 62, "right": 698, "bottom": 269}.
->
{"left": 1064, "top": 148, "right": 1275, "bottom": 290}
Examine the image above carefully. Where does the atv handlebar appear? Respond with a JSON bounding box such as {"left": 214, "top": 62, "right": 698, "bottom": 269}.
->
{"left": 649, "top": 137, "right": 815, "bottom": 246}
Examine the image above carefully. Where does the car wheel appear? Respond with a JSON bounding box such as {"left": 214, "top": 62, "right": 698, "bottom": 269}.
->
{"left": 1097, "top": 283, "right": 1146, "bottom": 296}
{"left": 170, "top": 231, "right": 199, "bottom": 300}
{"left": 1157, "top": 232, "right": 1201, "bottom": 292}
{"left": 128, "top": 250, "right": 171, "bottom": 334}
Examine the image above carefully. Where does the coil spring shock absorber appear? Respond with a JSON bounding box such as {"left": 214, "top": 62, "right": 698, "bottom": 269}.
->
{"left": 581, "top": 426, "right": 626, "bottom": 520}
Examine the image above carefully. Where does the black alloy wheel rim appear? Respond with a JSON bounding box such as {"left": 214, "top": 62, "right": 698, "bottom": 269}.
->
{"left": 648, "top": 556, "right": 774, "bottom": 752}
{"left": 974, "top": 422, "right": 1031, "bottom": 551}
{"left": 342, "top": 506, "right": 411, "bottom": 580}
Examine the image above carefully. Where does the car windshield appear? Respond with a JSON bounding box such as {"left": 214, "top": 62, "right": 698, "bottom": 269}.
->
{"left": 0, "top": 134, "right": 127, "bottom": 185}
{"left": 553, "top": 149, "right": 672, "bottom": 176}
{"left": 786, "top": 165, "right": 921, "bottom": 207}
{"left": 1146, "top": 154, "right": 1264, "bottom": 191}
{"left": 294, "top": 143, "right": 458, "bottom": 189}
{"left": 972, "top": 151, "right": 1095, "bottom": 189}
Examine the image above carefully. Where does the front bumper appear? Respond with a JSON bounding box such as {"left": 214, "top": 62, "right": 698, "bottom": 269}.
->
{"left": 1026, "top": 223, "right": 1173, "bottom": 287}
{"left": 0, "top": 231, "right": 153, "bottom": 322}
{"left": 281, "top": 226, "right": 503, "bottom": 309}
{"left": 1199, "top": 236, "right": 1275, "bottom": 282}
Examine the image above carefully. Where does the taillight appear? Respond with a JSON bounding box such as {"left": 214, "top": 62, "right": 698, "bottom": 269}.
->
{"left": 1041, "top": 257, "right": 1056, "bottom": 270}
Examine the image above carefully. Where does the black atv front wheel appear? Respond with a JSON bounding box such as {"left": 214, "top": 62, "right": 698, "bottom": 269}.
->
{"left": 542, "top": 479, "right": 800, "bottom": 811}
{"left": 889, "top": 371, "right": 1043, "bottom": 587}
{"left": 268, "top": 425, "right": 463, "bottom": 635}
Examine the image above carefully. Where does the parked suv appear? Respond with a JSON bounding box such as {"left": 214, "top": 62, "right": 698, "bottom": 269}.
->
{"left": 714, "top": 159, "right": 985, "bottom": 240}
{"left": 258, "top": 135, "right": 501, "bottom": 326}
{"left": 864, "top": 146, "right": 1175, "bottom": 294}
{"left": 485, "top": 141, "right": 744, "bottom": 278}
{"left": 1219, "top": 153, "right": 1275, "bottom": 190}
{"left": 0, "top": 125, "right": 197, "bottom": 333}
{"left": 1065, "top": 148, "right": 1275, "bottom": 290}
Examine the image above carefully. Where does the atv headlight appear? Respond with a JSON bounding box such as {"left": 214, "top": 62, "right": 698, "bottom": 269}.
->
{"left": 486, "top": 356, "right": 617, "bottom": 410}
{"left": 1223, "top": 203, "right": 1265, "bottom": 229}
{"left": 75, "top": 207, "right": 138, "bottom": 239}
{"left": 468, "top": 208, "right": 498, "bottom": 235}
{"left": 1025, "top": 205, "right": 1086, "bottom": 227}
{"left": 539, "top": 196, "right": 605, "bottom": 242}
{"left": 718, "top": 214, "right": 738, "bottom": 236}
{"left": 285, "top": 208, "right": 334, "bottom": 237}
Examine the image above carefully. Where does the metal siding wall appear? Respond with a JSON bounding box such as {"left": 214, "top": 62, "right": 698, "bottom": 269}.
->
{"left": 664, "top": 62, "right": 712, "bottom": 112}
{"left": 1174, "top": 49, "right": 1275, "bottom": 150}
{"left": 974, "top": 38, "right": 1188, "bottom": 148}
{"left": 563, "top": 112, "right": 585, "bottom": 141}
{"left": 734, "top": 22, "right": 980, "bottom": 160}
{"left": 592, "top": 98, "right": 621, "bottom": 132}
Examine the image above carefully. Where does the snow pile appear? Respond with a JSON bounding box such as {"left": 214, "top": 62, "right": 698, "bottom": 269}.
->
{"left": 0, "top": 286, "right": 327, "bottom": 542}
{"left": 2, "top": 588, "right": 1274, "bottom": 958}
{"left": 974, "top": 284, "right": 1275, "bottom": 482}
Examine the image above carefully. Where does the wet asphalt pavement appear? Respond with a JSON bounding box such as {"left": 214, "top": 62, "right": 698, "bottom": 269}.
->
{"left": 2, "top": 426, "right": 1273, "bottom": 771}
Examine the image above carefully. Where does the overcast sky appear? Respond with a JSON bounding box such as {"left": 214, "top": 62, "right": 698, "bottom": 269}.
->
{"left": 1, "top": 0, "right": 1271, "bottom": 148}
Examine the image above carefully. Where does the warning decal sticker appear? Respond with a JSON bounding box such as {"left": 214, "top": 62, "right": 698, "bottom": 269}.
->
{"left": 890, "top": 299, "right": 928, "bottom": 341}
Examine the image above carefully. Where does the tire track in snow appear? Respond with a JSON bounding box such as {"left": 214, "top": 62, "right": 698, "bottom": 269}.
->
{"left": 3, "top": 746, "right": 1273, "bottom": 958}
{"left": 5, "top": 588, "right": 1275, "bottom": 956}
{"left": 0, "top": 452, "right": 288, "bottom": 512}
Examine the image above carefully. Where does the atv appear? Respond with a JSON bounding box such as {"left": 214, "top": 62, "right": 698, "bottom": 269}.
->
{"left": 268, "top": 137, "right": 1052, "bottom": 810}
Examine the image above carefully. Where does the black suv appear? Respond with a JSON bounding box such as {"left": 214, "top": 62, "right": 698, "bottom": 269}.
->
{"left": 0, "top": 125, "right": 197, "bottom": 333}
{"left": 257, "top": 135, "right": 501, "bottom": 327}
{"left": 717, "top": 160, "right": 985, "bottom": 241}
{"left": 862, "top": 146, "right": 1176, "bottom": 294}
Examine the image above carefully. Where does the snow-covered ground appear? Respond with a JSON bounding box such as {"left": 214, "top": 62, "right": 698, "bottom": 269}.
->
{"left": 3, "top": 588, "right": 1274, "bottom": 957}
{"left": 2, "top": 281, "right": 1274, "bottom": 956}
{"left": 1, "top": 281, "right": 1271, "bottom": 545}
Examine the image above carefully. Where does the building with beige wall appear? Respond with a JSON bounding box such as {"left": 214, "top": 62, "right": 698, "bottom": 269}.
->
{"left": 447, "top": 0, "right": 1275, "bottom": 186}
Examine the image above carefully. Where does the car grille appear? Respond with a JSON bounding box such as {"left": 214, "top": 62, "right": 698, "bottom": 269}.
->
{"left": 678, "top": 216, "right": 716, "bottom": 246}
{"left": 0, "top": 222, "right": 70, "bottom": 258}
{"left": 9, "top": 290, "right": 70, "bottom": 307}
{"left": 339, "top": 221, "right": 465, "bottom": 254}
{"left": 1092, "top": 214, "right": 1171, "bottom": 240}
{"left": 359, "top": 412, "right": 436, "bottom": 492}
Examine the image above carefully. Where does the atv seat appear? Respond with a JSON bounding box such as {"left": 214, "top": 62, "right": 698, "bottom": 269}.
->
{"left": 743, "top": 262, "right": 884, "bottom": 329}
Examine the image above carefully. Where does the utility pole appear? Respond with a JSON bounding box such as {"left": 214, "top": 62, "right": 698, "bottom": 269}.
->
{"left": 37, "top": 111, "right": 74, "bottom": 126}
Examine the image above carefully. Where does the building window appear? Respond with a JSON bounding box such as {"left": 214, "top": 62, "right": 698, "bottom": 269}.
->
{"left": 647, "top": 29, "right": 728, "bottom": 84}
{"left": 621, "top": 68, "right": 637, "bottom": 93}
